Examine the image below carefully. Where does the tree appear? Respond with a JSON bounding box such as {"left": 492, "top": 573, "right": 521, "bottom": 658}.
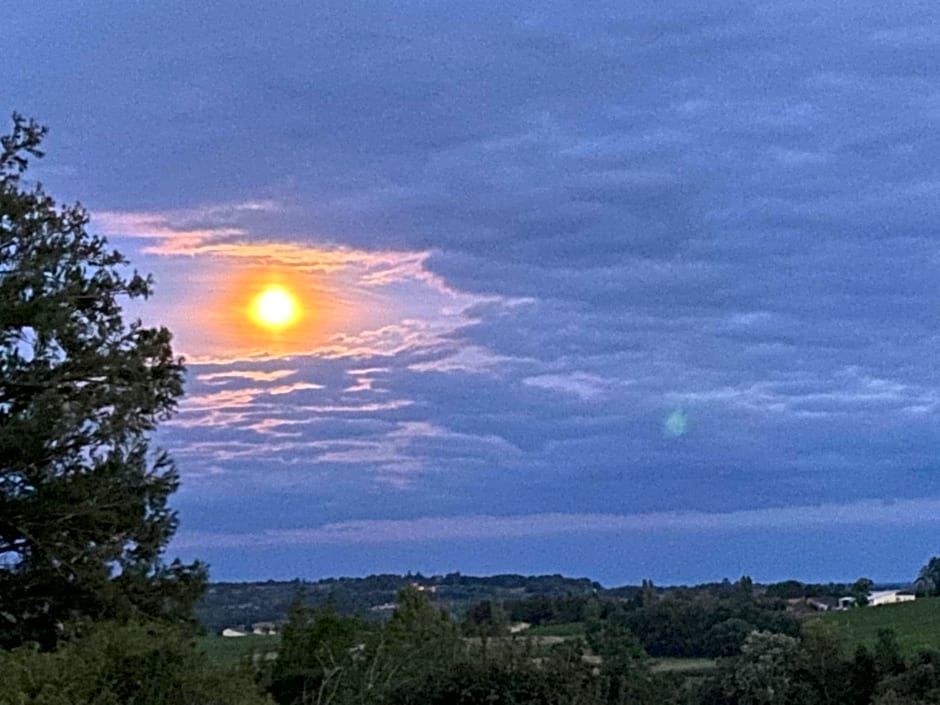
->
{"left": 915, "top": 557, "right": 940, "bottom": 597}
{"left": 725, "top": 631, "right": 800, "bottom": 705}
{"left": 852, "top": 578, "right": 874, "bottom": 607}
{"left": 873, "top": 629, "right": 905, "bottom": 678}
{"left": 266, "top": 598, "right": 363, "bottom": 705}
{"left": 797, "top": 620, "right": 850, "bottom": 705}
{"left": 383, "top": 587, "right": 463, "bottom": 691}
{"left": 0, "top": 114, "right": 205, "bottom": 649}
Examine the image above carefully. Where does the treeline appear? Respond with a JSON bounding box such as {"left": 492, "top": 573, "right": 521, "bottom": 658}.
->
{"left": 199, "top": 574, "right": 874, "bottom": 633}
{"left": 261, "top": 587, "right": 675, "bottom": 705}
{"left": 692, "top": 625, "right": 940, "bottom": 705}
{"left": 465, "top": 577, "right": 801, "bottom": 658}
{"left": 764, "top": 579, "right": 863, "bottom": 599}
{"left": 261, "top": 588, "right": 940, "bottom": 705}
{"left": 198, "top": 572, "right": 601, "bottom": 632}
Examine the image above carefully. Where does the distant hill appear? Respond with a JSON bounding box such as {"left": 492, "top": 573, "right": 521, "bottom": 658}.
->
{"left": 196, "top": 572, "right": 603, "bottom": 633}
{"left": 195, "top": 573, "right": 914, "bottom": 635}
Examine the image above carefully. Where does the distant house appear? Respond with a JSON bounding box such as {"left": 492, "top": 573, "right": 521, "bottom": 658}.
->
{"left": 222, "top": 628, "right": 247, "bottom": 638}
{"left": 868, "top": 590, "right": 916, "bottom": 607}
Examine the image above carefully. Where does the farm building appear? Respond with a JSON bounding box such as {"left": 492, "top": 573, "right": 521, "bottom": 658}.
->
{"left": 807, "top": 597, "right": 840, "bottom": 612}
{"left": 868, "top": 590, "right": 916, "bottom": 607}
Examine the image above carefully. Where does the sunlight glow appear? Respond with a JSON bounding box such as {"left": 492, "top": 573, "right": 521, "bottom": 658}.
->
{"left": 251, "top": 286, "right": 300, "bottom": 330}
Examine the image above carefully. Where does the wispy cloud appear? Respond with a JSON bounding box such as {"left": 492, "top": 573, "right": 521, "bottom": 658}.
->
{"left": 173, "top": 497, "right": 940, "bottom": 549}
{"left": 197, "top": 369, "right": 299, "bottom": 384}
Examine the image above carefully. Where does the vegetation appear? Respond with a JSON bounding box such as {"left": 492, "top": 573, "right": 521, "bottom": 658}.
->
{"left": 916, "top": 557, "right": 940, "bottom": 597}
{"left": 198, "top": 633, "right": 281, "bottom": 669}
{"left": 614, "top": 578, "right": 801, "bottom": 658}
{"left": 820, "top": 598, "right": 940, "bottom": 656}
{"left": 260, "top": 586, "right": 677, "bottom": 705}
{"left": 524, "top": 621, "right": 586, "bottom": 637}
{"left": 1, "top": 621, "right": 270, "bottom": 705}
{"left": 197, "top": 573, "right": 598, "bottom": 632}
{"left": 0, "top": 114, "right": 205, "bottom": 651}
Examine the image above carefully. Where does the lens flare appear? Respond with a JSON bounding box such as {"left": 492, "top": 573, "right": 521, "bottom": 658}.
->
{"left": 663, "top": 409, "right": 688, "bottom": 438}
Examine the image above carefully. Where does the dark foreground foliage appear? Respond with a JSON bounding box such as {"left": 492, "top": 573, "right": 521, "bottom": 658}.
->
{"left": 261, "top": 587, "right": 677, "bottom": 705}
{"left": 0, "top": 622, "right": 270, "bottom": 705}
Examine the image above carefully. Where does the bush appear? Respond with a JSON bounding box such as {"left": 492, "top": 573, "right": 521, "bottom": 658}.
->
{"left": 0, "top": 622, "right": 271, "bottom": 705}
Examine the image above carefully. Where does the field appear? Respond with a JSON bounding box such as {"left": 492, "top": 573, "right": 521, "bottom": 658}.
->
{"left": 819, "top": 597, "right": 940, "bottom": 656}
{"left": 524, "top": 622, "right": 586, "bottom": 637}
{"left": 198, "top": 634, "right": 280, "bottom": 668}
{"left": 651, "top": 658, "right": 717, "bottom": 674}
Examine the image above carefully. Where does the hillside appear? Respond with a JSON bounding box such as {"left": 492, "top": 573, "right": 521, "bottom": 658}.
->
{"left": 820, "top": 598, "right": 940, "bottom": 656}
{"left": 196, "top": 573, "right": 604, "bottom": 633}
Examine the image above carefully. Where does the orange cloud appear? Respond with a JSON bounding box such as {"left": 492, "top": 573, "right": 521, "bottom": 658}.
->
{"left": 97, "top": 206, "right": 495, "bottom": 362}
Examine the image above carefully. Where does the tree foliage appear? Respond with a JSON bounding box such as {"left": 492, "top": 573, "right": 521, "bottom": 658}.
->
{"left": 853, "top": 578, "right": 874, "bottom": 607}
{"left": 265, "top": 599, "right": 365, "bottom": 705}
{"left": 0, "top": 621, "right": 271, "bottom": 705}
{"left": 0, "top": 113, "right": 204, "bottom": 649}
{"left": 915, "top": 558, "right": 940, "bottom": 597}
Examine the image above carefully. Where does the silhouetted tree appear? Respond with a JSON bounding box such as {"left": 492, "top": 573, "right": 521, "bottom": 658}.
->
{"left": 0, "top": 114, "right": 204, "bottom": 649}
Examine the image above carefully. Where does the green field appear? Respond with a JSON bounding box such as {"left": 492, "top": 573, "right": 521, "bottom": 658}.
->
{"left": 651, "top": 658, "right": 718, "bottom": 674}
{"left": 197, "top": 634, "right": 280, "bottom": 668}
{"left": 819, "top": 597, "right": 940, "bottom": 656}
{"left": 525, "top": 622, "right": 586, "bottom": 637}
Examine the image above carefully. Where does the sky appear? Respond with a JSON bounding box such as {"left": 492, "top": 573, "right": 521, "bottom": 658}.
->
{"left": 5, "top": 1, "right": 940, "bottom": 585}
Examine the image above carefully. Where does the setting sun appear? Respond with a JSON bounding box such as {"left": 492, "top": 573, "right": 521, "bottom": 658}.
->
{"left": 250, "top": 286, "right": 300, "bottom": 330}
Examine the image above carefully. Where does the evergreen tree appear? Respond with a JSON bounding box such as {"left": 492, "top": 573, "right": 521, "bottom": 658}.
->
{"left": 0, "top": 114, "right": 205, "bottom": 649}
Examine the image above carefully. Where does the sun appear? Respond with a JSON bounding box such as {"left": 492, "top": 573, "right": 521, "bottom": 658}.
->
{"left": 250, "top": 286, "right": 300, "bottom": 330}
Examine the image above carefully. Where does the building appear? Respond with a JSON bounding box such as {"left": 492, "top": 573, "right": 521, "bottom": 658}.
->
{"left": 867, "top": 590, "right": 916, "bottom": 607}
{"left": 221, "top": 628, "right": 247, "bottom": 638}
{"left": 806, "top": 597, "right": 839, "bottom": 612}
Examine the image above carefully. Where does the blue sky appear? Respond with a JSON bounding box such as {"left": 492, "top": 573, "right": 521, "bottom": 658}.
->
{"left": 6, "top": 1, "right": 940, "bottom": 584}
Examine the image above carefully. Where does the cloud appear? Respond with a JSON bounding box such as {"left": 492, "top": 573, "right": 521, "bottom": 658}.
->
{"left": 10, "top": 0, "right": 940, "bottom": 578}
{"left": 173, "top": 497, "right": 940, "bottom": 549}
{"left": 522, "top": 372, "right": 612, "bottom": 400}
{"left": 196, "top": 369, "right": 299, "bottom": 384}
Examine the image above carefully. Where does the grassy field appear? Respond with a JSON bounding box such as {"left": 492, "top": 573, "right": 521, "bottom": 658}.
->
{"left": 819, "top": 597, "right": 940, "bottom": 656}
{"left": 651, "top": 658, "right": 718, "bottom": 674}
{"left": 198, "top": 634, "right": 280, "bottom": 668}
{"left": 525, "top": 622, "right": 586, "bottom": 637}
